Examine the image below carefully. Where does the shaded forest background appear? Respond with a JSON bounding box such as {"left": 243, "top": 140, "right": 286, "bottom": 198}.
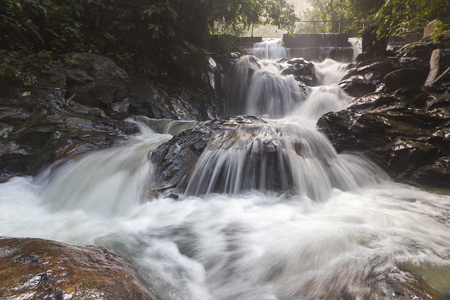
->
{"left": 1, "top": 0, "right": 449, "bottom": 84}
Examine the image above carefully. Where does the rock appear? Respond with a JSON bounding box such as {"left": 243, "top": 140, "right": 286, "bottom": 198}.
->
{"left": 110, "top": 98, "right": 131, "bottom": 120}
{"left": 0, "top": 237, "right": 158, "bottom": 300}
{"left": 280, "top": 58, "right": 319, "bottom": 86}
{"left": 328, "top": 48, "right": 354, "bottom": 63}
{"left": 423, "top": 18, "right": 450, "bottom": 39}
{"left": 318, "top": 91, "right": 450, "bottom": 188}
{"left": 361, "top": 25, "right": 388, "bottom": 59}
{"left": 298, "top": 265, "right": 441, "bottom": 299}
{"left": 330, "top": 40, "right": 450, "bottom": 187}
{"left": 425, "top": 49, "right": 442, "bottom": 86}
{"left": 396, "top": 42, "right": 437, "bottom": 62}
{"left": 339, "top": 57, "right": 428, "bottom": 97}
{"left": 149, "top": 116, "right": 294, "bottom": 197}
{"left": 384, "top": 68, "right": 428, "bottom": 92}
{"left": 128, "top": 76, "right": 219, "bottom": 121}
{"left": 389, "top": 33, "right": 423, "bottom": 48}
{"left": 0, "top": 96, "right": 138, "bottom": 181}
{"left": 64, "top": 53, "right": 129, "bottom": 108}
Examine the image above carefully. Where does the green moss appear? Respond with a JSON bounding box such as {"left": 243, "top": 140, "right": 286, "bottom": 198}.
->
{"left": 384, "top": 68, "right": 428, "bottom": 92}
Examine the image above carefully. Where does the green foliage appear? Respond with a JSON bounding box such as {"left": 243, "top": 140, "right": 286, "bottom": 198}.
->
{"left": 299, "top": 0, "right": 449, "bottom": 40}
{"left": 296, "top": 0, "right": 382, "bottom": 35}
{"left": 0, "top": 0, "right": 85, "bottom": 53}
{"left": 431, "top": 20, "right": 450, "bottom": 43}
{"left": 1, "top": 0, "right": 298, "bottom": 76}
{"left": 0, "top": 50, "right": 54, "bottom": 86}
{"left": 375, "top": 0, "right": 449, "bottom": 39}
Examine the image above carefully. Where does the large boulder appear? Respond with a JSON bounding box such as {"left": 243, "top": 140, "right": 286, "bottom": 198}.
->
{"left": 280, "top": 58, "right": 319, "bottom": 86}
{"left": 0, "top": 237, "right": 158, "bottom": 300}
{"left": 339, "top": 56, "right": 428, "bottom": 97}
{"left": 0, "top": 93, "right": 137, "bottom": 181}
{"left": 359, "top": 25, "right": 388, "bottom": 60}
{"left": 128, "top": 76, "right": 219, "bottom": 121}
{"left": 384, "top": 68, "right": 428, "bottom": 92}
{"left": 318, "top": 91, "right": 450, "bottom": 188}
{"left": 328, "top": 47, "right": 354, "bottom": 63}
{"left": 128, "top": 52, "right": 239, "bottom": 121}
{"left": 64, "top": 53, "right": 129, "bottom": 109}
{"left": 149, "top": 116, "right": 294, "bottom": 197}
{"left": 396, "top": 42, "right": 438, "bottom": 62}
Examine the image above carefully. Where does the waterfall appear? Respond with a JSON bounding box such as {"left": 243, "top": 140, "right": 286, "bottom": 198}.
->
{"left": 251, "top": 38, "right": 287, "bottom": 60}
{"left": 1, "top": 50, "right": 449, "bottom": 299}
{"left": 349, "top": 37, "right": 362, "bottom": 61}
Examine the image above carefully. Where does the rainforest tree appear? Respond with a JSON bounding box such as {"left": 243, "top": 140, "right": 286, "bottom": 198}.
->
{"left": 1, "top": 0, "right": 297, "bottom": 72}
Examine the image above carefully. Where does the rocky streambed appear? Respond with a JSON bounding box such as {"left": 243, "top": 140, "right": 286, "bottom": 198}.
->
{"left": 1, "top": 39, "right": 449, "bottom": 299}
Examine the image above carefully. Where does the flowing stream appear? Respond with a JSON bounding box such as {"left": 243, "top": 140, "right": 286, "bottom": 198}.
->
{"left": 1, "top": 41, "right": 450, "bottom": 299}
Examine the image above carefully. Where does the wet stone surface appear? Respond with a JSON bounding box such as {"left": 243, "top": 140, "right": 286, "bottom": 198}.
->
{"left": 0, "top": 237, "right": 158, "bottom": 300}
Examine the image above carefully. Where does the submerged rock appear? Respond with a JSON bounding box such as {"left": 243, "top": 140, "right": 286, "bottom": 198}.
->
{"left": 0, "top": 237, "right": 158, "bottom": 300}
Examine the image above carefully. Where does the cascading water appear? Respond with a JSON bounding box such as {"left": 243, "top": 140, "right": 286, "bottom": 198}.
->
{"left": 1, "top": 48, "right": 450, "bottom": 300}
{"left": 251, "top": 38, "right": 287, "bottom": 60}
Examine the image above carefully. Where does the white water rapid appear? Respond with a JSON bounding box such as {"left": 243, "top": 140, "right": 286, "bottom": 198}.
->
{"left": 1, "top": 45, "right": 450, "bottom": 300}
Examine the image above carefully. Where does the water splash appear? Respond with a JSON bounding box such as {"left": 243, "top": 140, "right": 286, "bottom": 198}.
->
{"left": 349, "top": 37, "right": 362, "bottom": 62}
{"left": 38, "top": 128, "right": 171, "bottom": 217}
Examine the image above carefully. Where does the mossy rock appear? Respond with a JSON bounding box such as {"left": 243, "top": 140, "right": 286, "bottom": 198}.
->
{"left": 384, "top": 68, "right": 428, "bottom": 92}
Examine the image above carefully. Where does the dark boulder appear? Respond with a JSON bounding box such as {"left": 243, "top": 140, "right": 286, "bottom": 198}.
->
{"left": 318, "top": 91, "right": 450, "bottom": 188}
{"left": 128, "top": 76, "right": 219, "bottom": 121}
{"left": 0, "top": 95, "right": 138, "bottom": 181}
{"left": 149, "top": 116, "right": 294, "bottom": 197}
{"left": 64, "top": 53, "right": 129, "bottom": 109}
{"left": 384, "top": 68, "right": 428, "bottom": 92}
{"left": 280, "top": 58, "right": 319, "bottom": 86}
{"left": 359, "top": 25, "right": 388, "bottom": 60}
{"left": 396, "top": 42, "right": 438, "bottom": 62}
{"left": 328, "top": 48, "right": 354, "bottom": 63}
{"left": 339, "top": 57, "right": 428, "bottom": 97}
{"left": 0, "top": 237, "right": 158, "bottom": 300}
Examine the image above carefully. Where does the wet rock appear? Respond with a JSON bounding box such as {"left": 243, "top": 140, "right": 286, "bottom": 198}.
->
{"left": 149, "top": 116, "right": 293, "bottom": 197}
{"left": 298, "top": 265, "right": 442, "bottom": 300}
{"left": 128, "top": 76, "right": 219, "bottom": 121}
{"left": 384, "top": 68, "right": 428, "bottom": 92}
{"left": 0, "top": 237, "right": 158, "bottom": 300}
{"left": 360, "top": 25, "right": 388, "bottom": 60}
{"left": 64, "top": 53, "right": 129, "bottom": 108}
{"left": 339, "top": 57, "right": 428, "bottom": 97}
{"left": 396, "top": 42, "right": 438, "bottom": 62}
{"left": 318, "top": 91, "right": 450, "bottom": 188}
{"left": 280, "top": 58, "right": 319, "bottom": 86}
{"left": 328, "top": 48, "right": 354, "bottom": 63}
{"left": 0, "top": 96, "right": 138, "bottom": 181}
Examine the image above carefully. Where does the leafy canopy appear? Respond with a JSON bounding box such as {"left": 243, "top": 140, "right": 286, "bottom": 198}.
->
{"left": 297, "top": 0, "right": 449, "bottom": 38}
{"left": 1, "top": 0, "right": 297, "bottom": 71}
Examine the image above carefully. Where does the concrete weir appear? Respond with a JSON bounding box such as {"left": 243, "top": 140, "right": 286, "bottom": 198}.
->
{"left": 283, "top": 33, "right": 353, "bottom": 61}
